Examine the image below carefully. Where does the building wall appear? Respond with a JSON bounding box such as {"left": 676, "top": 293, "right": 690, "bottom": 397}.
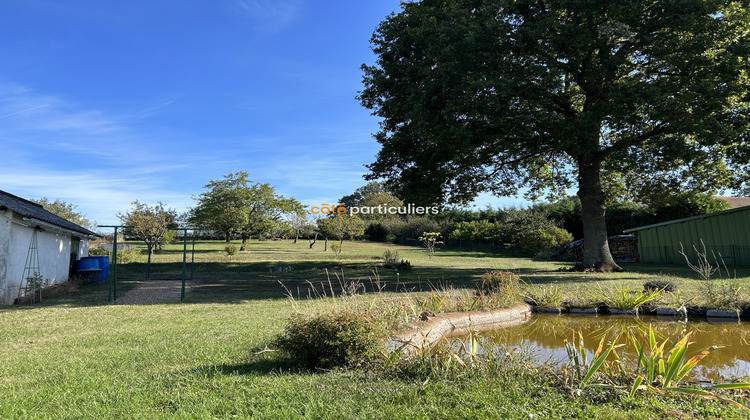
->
{"left": 0, "top": 212, "right": 10, "bottom": 305}
{"left": 636, "top": 207, "right": 750, "bottom": 266}
{"left": 0, "top": 210, "right": 89, "bottom": 305}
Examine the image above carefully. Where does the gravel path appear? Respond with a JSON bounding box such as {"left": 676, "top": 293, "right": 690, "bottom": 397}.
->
{"left": 115, "top": 280, "right": 189, "bottom": 305}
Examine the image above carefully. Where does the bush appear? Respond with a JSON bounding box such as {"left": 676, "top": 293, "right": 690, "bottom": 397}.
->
{"left": 395, "top": 259, "right": 412, "bottom": 270}
{"left": 224, "top": 244, "right": 238, "bottom": 258}
{"left": 382, "top": 249, "right": 400, "bottom": 268}
{"left": 116, "top": 247, "right": 141, "bottom": 263}
{"left": 514, "top": 227, "right": 573, "bottom": 255}
{"left": 330, "top": 243, "right": 342, "bottom": 257}
{"left": 88, "top": 246, "right": 109, "bottom": 257}
{"left": 477, "top": 270, "right": 522, "bottom": 297}
{"left": 275, "top": 312, "right": 383, "bottom": 369}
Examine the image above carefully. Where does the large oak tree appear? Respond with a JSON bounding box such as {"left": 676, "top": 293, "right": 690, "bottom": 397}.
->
{"left": 360, "top": 0, "right": 750, "bottom": 271}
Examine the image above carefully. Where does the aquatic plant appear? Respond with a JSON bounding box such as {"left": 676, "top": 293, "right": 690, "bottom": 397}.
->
{"left": 597, "top": 285, "right": 662, "bottom": 310}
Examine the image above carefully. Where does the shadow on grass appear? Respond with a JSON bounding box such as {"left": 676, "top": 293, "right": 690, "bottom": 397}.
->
{"left": 193, "top": 357, "right": 306, "bottom": 378}
{"left": 11, "top": 255, "right": 747, "bottom": 309}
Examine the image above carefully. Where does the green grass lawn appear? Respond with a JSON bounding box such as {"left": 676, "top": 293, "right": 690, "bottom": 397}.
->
{"left": 1, "top": 239, "right": 749, "bottom": 418}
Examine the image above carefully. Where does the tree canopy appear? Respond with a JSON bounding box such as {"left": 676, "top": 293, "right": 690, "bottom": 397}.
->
{"left": 33, "top": 197, "right": 93, "bottom": 230}
{"left": 360, "top": 0, "right": 750, "bottom": 271}
{"left": 117, "top": 201, "right": 177, "bottom": 255}
{"left": 189, "top": 172, "right": 305, "bottom": 249}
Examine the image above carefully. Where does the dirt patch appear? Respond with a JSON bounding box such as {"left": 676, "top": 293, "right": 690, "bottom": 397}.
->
{"left": 115, "top": 280, "right": 189, "bottom": 305}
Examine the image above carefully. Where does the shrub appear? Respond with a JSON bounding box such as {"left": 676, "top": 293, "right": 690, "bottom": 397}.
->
{"left": 88, "top": 246, "right": 110, "bottom": 257}
{"left": 224, "top": 244, "right": 238, "bottom": 259}
{"left": 116, "top": 247, "right": 141, "bottom": 263}
{"left": 383, "top": 249, "right": 400, "bottom": 268}
{"left": 477, "top": 270, "right": 522, "bottom": 297}
{"left": 514, "top": 227, "right": 573, "bottom": 255}
{"left": 331, "top": 243, "right": 342, "bottom": 258}
{"left": 395, "top": 259, "right": 412, "bottom": 270}
{"left": 275, "top": 312, "right": 383, "bottom": 369}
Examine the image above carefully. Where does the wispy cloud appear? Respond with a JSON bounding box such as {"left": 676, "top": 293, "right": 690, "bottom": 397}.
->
{"left": 232, "top": 0, "right": 302, "bottom": 31}
{"left": 0, "top": 166, "right": 194, "bottom": 224}
{"left": 0, "top": 83, "right": 123, "bottom": 135}
{"left": 0, "top": 104, "right": 50, "bottom": 119}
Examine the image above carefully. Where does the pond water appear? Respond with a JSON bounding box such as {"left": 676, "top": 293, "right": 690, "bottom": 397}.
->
{"left": 453, "top": 314, "right": 750, "bottom": 382}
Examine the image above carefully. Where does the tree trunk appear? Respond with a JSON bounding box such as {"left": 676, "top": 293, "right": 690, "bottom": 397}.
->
{"left": 324, "top": 237, "right": 328, "bottom": 252}
{"left": 225, "top": 232, "right": 231, "bottom": 243}
{"left": 240, "top": 230, "right": 248, "bottom": 251}
{"left": 577, "top": 156, "right": 622, "bottom": 272}
{"left": 294, "top": 231, "right": 299, "bottom": 244}
{"left": 308, "top": 232, "right": 318, "bottom": 249}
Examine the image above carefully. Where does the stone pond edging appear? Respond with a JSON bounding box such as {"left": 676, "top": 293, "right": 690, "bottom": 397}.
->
{"left": 531, "top": 305, "right": 750, "bottom": 321}
{"left": 386, "top": 303, "right": 532, "bottom": 354}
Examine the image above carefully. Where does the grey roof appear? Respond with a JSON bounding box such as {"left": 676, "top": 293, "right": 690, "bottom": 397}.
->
{"left": 0, "top": 190, "right": 99, "bottom": 237}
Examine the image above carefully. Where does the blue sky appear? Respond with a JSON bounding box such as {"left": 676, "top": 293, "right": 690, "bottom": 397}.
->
{"left": 0, "top": 0, "right": 526, "bottom": 225}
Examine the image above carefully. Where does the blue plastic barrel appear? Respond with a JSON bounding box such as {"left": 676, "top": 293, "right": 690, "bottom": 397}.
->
{"left": 90, "top": 256, "right": 110, "bottom": 282}
{"left": 76, "top": 258, "right": 99, "bottom": 271}
{"left": 77, "top": 257, "right": 103, "bottom": 283}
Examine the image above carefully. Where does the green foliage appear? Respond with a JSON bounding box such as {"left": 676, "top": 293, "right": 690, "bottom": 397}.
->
{"left": 477, "top": 271, "right": 522, "bottom": 298}
{"left": 88, "top": 246, "right": 109, "bottom": 257}
{"left": 32, "top": 197, "right": 93, "bottom": 230}
{"left": 275, "top": 312, "right": 383, "bottom": 369}
{"left": 564, "top": 332, "right": 619, "bottom": 389}
{"left": 448, "top": 220, "right": 503, "bottom": 244}
{"left": 418, "top": 232, "right": 443, "bottom": 258}
{"left": 514, "top": 227, "right": 574, "bottom": 255}
{"left": 383, "top": 249, "right": 412, "bottom": 270}
{"left": 382, "top": 249, "right": 400, "bottom": 268}
{"left": 157, "top": 229, "right": 176, "bottom": 250}
{"left": 338, "top": 181, "right": 394, "bottom": 212}
{"left": 361, "top": 0, "right": 750, "bottom": 269}
{"left": 117, "top": 201, "right": 177, "bottom": 255}
{"left": 330, "top": 243, "right": 342, "bottom": 258}
{"left": 364, "top": 222, "right": 388, "bottom": 242}
{"left": 115, "top": 246, "right": 141, "bottom": 264}
{"left": 189, "top": 171, "right": 305, "bottom": 243}
{"left": 224, "top": 244, "right": 238, "bottom": 259}
{"left": 537, "top": 194, "right": 733, "bottom": 240}
{"left": 523, "top": 284, "right": 567, "bottom": 308}
{"left": 414, "top": 292, "right": 447, "bottom": 314}
{"left": 318, "top": 215, "right": 365, "bottom": 244}
{"left": 599, "top": 286, "right": 663, "bottom": 310}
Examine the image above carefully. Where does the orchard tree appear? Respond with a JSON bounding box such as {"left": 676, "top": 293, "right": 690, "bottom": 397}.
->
{"left": 360, "top": 0, "right": 750, "bottom": 271}
{"left": 318, "top": 215, "right": 366, "bottom": 249}
{"left": 33, "top": 197, "right": 93, "bottom": 230}
{"left": 118, "top": 201, "right": 177, "bottom": 255}
{"left": 189, "top": 172, "right": 305, "bottom": 250}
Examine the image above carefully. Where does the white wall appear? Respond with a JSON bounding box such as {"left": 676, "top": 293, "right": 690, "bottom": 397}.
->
{"left": 0, "top": 210, "right": 88, "bottom": 305}
{"left": 0, "top": 213, "right": 11, "bottom": 305}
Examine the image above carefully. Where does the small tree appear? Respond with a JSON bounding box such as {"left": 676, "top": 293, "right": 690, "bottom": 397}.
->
{"left": 319, "top": 215, "right": 366, "bottom": 248}
{"left": 118, "top": 201, "right": 177, "bottom": 256}
{"left": 418, "top": 232, "right": 443, "bottom": 258}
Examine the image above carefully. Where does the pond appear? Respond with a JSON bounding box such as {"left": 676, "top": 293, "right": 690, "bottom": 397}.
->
{"left": 452, "top": 314, "right": 750, "bottom": 382}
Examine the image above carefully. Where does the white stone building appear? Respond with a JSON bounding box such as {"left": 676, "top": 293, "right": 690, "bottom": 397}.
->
{"left": 0, "top": 190, "right": 99, "bottom": 304}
